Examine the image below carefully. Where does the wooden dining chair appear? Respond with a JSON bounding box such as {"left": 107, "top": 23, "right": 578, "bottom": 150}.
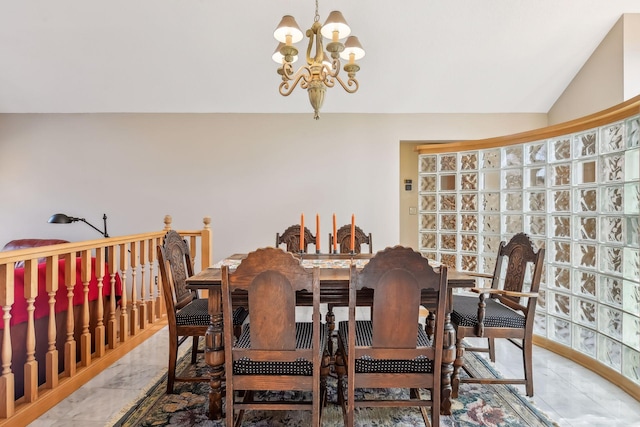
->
{"left": 450, "top": 232, "right": 545, "bottom": 397}
{"left": 328, "top": 225, "right": 373, "bottom": 254}
{"left": 157, "top": 230, "right": 248, "bottom": 394}
{"left": 221, "top": 247, "right": 330, "bottom": 427}
{"left": 335, "top": 246, "right": 448, "bottom": 427}
{"left": 276, "top": 224, "right": 316, "bottom": 253}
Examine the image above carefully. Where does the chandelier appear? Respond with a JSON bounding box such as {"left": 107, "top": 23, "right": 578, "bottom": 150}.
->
{"left": 273, "top": 0, "right": 365, "bottom": 119}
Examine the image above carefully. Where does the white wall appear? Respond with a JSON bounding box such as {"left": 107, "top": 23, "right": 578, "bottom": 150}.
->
{"left": 623, "top": 14, "right": 640, "bottom": 100}
{"left": 548, "top": 13, "right": 640, "bottom": 125}
{"left": 548, "top": 17, "right": 624, "bottom": 124}
{"left": 0, "top": 112, "right": 545, "bottom": 262}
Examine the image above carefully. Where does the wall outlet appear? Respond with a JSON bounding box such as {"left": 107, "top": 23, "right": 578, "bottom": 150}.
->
{"left": 409, "top": 207, "right": 417, "bottom": 215}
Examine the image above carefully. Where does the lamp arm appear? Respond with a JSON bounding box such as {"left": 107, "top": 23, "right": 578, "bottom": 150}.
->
{"left": 79, "top": 218, "right": 108, "bottom": 238}
{"left": 102, "top": 214, "right": 109, "bottom": 238}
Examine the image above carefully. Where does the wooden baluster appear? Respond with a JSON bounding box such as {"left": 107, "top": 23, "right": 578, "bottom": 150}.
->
{"left": 147, "top": 238, "right": 158, "bottom": 322}
{"left": 190, "top": 236, "right": 197, "bottom": 273}
{"left": 22, "top": 259, "right": 38, "bottom": 402}
{"left": 80, "top": 250, "right": 92, "bottom": 367}
{"left": 0, "top": 263, "right": 15, "bottom": 418}
{"left": 129, "top": 241, "right": 139, "bottom": 336}
{"left": 45, "top": 255, "right": 59, "bottom": 389}
{"left": 94, "top": 247, "right": 106, "bottom": 357}
{"left": 64, "top": 253, "right": 76, "bottom": 376}
{"left": 119, "top": 243, "right": 129, "bottom": 342}
{"left": 201, "top": 216, "right": 212, "bottom": 270}
{"left": 138, "top": 240, "right": 148, "bottom": 330}
{"left": 159, "top": 215, "right": 172, "bottom": 318}
{"left": 107, "top": 245, "right": 118, "bottom": 348}
{"left": 200, "top": 217, "right": 213, "bottom": 301}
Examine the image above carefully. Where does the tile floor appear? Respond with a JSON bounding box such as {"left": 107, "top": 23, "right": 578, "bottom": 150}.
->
{"left": 29, "top": 307, "right": 640, "bottom": 427}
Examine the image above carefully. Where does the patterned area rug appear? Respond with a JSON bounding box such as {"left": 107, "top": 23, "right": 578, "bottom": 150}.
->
{"left": 113, "top": 350, "right": 558, "bottom": 427}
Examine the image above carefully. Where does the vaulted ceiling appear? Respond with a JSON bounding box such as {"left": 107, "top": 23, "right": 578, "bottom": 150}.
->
{"left": 1, "top": 1, "right": 639, "bottom": 114}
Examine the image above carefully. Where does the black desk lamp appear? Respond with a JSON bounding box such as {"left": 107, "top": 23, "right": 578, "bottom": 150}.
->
{"left": 48, "top": 213, "right": 109, "bottom": 238}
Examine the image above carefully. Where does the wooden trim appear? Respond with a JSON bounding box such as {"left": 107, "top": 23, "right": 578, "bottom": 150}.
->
{"left": 417, "top": 95, "right": 640, "bottom": 154}
{"left": 533, "top": 335, "right": 640, "bottom": 402}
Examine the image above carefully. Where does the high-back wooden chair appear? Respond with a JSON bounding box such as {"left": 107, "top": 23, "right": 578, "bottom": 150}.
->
{"left": 328, "top": 225, "right": 373, "bottom": 254}
{"left": 221, "top": 247, "right": 329, "bottom": 427}
{"left": 276, "top": 224, "right": 316, "bottom": 253}
{"left": 450, "top": 232, "right": 545, "bottom": 397}
{"left": 157, "top": 230, "right": 248, "bottom": 394}
{"left": 157, "top": 230, "right": 211, "bottom": 393}
{"left": 336, "top": 246, "right": 448, "bottom": 427}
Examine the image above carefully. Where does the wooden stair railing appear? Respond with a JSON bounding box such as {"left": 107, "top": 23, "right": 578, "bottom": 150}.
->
{"left": 0, "top": 215, "right": 212, "bottom": 426}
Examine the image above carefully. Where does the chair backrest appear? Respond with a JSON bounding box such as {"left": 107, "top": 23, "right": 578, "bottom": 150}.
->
{"left": 331, "top": 225, "right": 372, "bottom": 254}
{"left": 276, "top": 224, "right": 316, "bottom": 253}
{"left": 222, "top": 247, "right": 320, "bottom": 352}
{"left": 350, "top": 246, "right": 447, "bottom": 356}
{"left": 157, "top": 230, "right": 197, "bottom": 313}
{"left": 490, "top": 232, "right": 545, "bottom": 315}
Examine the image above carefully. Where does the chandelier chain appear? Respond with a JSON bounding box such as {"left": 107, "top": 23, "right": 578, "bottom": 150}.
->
{"left": 314, "top": 0, "right": 320, "bottom": 22}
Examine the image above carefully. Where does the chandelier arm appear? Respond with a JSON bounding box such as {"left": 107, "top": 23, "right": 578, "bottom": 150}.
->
{"left": 279, "top": 70, "right": 310, "bottom": 96}
{"left": 320, "top": 66, "right": 337, "bottom": 88}
{"left": 333, "top": 74, "right": 360, "bottom": 94}
{"left": 322, "top": 77, "right": 336, "bottom": 88}
{"left": 281, "top": 62, "right": 296, "bottom": 81}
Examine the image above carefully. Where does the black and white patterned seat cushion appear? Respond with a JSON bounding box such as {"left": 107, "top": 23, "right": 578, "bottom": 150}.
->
{"left": 176, "top": 299, "right": 248, "bottom": 327}
{"left": 175, "top": 298, "right": 210, "bottom": 326}
{"left": 232, "top": 306, "right": 249, "bottom": 326}
{"left": 451, "top": 295, "right": 525, "bottom": 329}
{"left": 233, "top": 322, "right": 328, "bottom": 376}
{"left": 338, "top": 320, "right": 434, "bottom": 374}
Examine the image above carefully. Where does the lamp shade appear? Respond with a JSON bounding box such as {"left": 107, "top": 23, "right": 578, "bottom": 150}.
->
{"left": 48, "top": 213, "right": 75, "bottom": 224}
{"left": 321, "top": 11, "right": 351, "bottom": 40}
{"left": 274, "top": 15, "right": 303, "bottom": 44}
{"left": 340, "top": 36, "right": 365, "bottom": 61}
{"left": 272, "top": 42, "right": 299, "bottom": 64}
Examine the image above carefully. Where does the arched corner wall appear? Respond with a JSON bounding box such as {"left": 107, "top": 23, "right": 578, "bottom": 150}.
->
{"left": 417, "top": 95, "right": 640, "bottom": 400}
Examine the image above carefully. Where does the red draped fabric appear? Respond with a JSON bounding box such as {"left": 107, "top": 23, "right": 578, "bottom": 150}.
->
{"left": 4, "top": 257, "right": 122, "bottom": 328}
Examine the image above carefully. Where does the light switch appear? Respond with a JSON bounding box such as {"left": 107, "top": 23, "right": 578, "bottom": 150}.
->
{"left": 409, "top": 207, "right": 417, "bottom": 215}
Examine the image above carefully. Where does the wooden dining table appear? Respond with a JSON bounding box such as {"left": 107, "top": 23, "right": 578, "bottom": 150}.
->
{"left": 186, "top": 252, "right": 475, "bottom": 420}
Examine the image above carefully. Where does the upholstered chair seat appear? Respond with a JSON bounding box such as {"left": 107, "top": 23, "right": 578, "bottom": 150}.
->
{"left": 451, "top": 295, "right": 526, "bottom": 329}
{"left": 233, "top": 323, "right": 328, "bottom": 376}
{"left": 338, "top": 320, "right": 433, "bottom": 373}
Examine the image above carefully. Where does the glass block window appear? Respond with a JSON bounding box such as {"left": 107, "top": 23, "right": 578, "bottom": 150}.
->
{"left": 418, "top": 114, "right": 640, "bottom": 386}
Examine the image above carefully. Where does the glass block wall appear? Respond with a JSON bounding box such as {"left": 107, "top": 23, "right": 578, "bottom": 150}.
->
{"left": 418, "top": 114, "right": 640, "bottom": 386}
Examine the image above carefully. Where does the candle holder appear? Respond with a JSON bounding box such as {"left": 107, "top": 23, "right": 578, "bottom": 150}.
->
{"left": 316, "top": 249, "right": 321, "bottom": 254}
{"left": 333, "top": 249, "right": 338, "bottom": 255}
